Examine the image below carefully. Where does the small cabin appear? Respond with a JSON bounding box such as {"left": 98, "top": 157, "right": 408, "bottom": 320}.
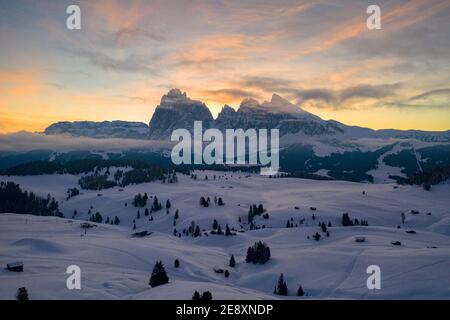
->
{"left": 80, "top": 222, "right": 96, "bottom": 229}
{"left": 7, "top": 262, "right": 23, "bottom": 272}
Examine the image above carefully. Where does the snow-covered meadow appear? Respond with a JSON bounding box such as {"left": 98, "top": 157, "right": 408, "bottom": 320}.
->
{"left": 1, "top": 171, "right": 450, "bottom": 299}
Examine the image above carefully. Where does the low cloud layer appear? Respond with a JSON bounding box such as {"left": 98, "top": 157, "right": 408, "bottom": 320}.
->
{"left": 0, "top": 132, "right": 170, "bottom": 152}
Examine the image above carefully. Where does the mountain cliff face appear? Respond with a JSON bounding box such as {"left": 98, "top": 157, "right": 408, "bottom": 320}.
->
{"left": 44, "top": 121, "right": 150, "bottom": 139}
{"left": 147, "top": 91, "right": 345, "bottom": 139}
{"left": 148, "top": 89, "right": 214, "bottom": 139}
{"left": 214, "top": 95, "right": 343, "bottom": 136}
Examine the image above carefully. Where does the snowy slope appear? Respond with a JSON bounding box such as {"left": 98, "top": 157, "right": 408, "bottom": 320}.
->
{"left": 1, "top": 172, "right": 450, "bottom": 299}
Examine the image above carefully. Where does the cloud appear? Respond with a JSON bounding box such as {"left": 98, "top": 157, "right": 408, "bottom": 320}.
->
{"left": 238, "top": 76, "right": 294, "bottom": 92}
{"left": 292, "top": 83, "right": 403, "bottom": 109}
{"left": 0, "top": 131, "right": 170, "bottom": 152}
{"left": 339, "top": 84, "right": 402, "bottom": 102}
{"left": 65, "top": 47, "right": 162, "bottom": 74}
{"left": 409, "top": 88, "right": 450, "bottom": 101}
{"left": 230, "top": 75, "right": 403, "bottom": 109}
{"left": 200, "top": 88, "right": 261, "bottom": 102}
{"left": 380, "top": 87, "right": 450, "bottom": 109}
{"left": 295, "top": 0, "right": 450, "bottom": 57}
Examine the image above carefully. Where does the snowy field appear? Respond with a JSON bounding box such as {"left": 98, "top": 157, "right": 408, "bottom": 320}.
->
{"left": 1, "top": 171, "right": 450, "bottom": 299}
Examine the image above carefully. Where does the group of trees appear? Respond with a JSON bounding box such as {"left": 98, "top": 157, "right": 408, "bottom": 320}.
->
{"left": 151, "top": 196, "right": 163, "bottom": 212}
{"left": 164, "top": 171, "right": 178, "bottom": 184}
{"left": 182, "top": 221, "right": 202, "bottom": 238}
{"left": 274, "top": 274, "right": 305, "bottom": 297}
{"left": 285, "top": 217, "right": 302, "bottom": 228}
{"left": 66, "top": 187, "right": 80, "bottom": 200}
{"left": 78, "top": 174, "right": 116, "bottom": 190}
{"left": 247, "top": 204, "right": 265, "bottom": 223}
{"left": 210, "top": 220, "right": 235, "bottom": 236}
{"left": 246, "top": 241, "right": 271, "bottom": 264}
{"left": 133, "top": 193, "right": 148, "bottom": 207}
{"left": 395, "top": 164, "right": 450, "bottom": 188}
{"left": 342, "top": 213, "right": 368, "bottom": 227}
{"left": 89, "top": 212, "right": 103, "bottom": 223}
{"left": 0, "top": 181, "right": 61, "bottom": 217}
{"left": 200, "top": 196, "right": 224, "bottom": 207}
{"left": 192, "top": 290, "right": 212, "bottom": 301}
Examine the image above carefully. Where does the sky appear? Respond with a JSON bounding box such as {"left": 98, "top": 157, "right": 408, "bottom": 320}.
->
{"left": 1, "top": 0, "right": 450, "bottom": 133}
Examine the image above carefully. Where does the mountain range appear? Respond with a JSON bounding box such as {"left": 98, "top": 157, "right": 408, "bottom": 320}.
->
{"left": 45, "top": 88, "right": 450, "bottom": 143}
{"left": 4, "top": 89, "right": 448, "bottom": 183}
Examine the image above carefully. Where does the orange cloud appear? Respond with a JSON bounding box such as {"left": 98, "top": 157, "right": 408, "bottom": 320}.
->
{"left": 299, "top": 0, "right": 450, "bottom": 56}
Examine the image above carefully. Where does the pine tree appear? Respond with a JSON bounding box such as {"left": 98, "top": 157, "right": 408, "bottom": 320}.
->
{"left": 152, "top": 196, "right": 161, "bottom": 212}
{"left": 342, "top": 213, "right": 353, "bottom": 226}
{"left": 133, "top": 223, "right": 136, "bottom": 230}
{"left": 114, "top": 216, "right": 120, "bottom": 225}
{"left": 174, "top": 259, "right": 180, "bottom": 268}
{"left": 229, "top": 255, "right": 236, "bottom": 268}
{"left": 145, "top": 208, "right": 149, "bottom": 216}
{"left": 174, "top": 209, "right": 179, "bottom": 220}
{"left": 166, "top": 199, "right": 171, "bottom": 209}
{"left": 218, "top": 197, "right": 224, "bottom": 206}
{"left": 258, "top": 204, "right": 264, "bottom": 214}
{"left": 201, "top": 291, "right": 212, "bottom": 301}
{"left": 194, "top": 225, "right": 201, "bottom": 237}
{"left": 313, "top": 232, "right": 321, "bottom": 241}
{"left": 192, "top": 290, "right": 201, "bottom": 300}
{"left": 321, "top": 222, "right": 327, "bottom": 232}
{"left": 149, "top": 261, "right": 169, "bottom": 288}
{"left": 297, "top": 285, "right": 305, "bottom": 296}
{"left": 212, "top": 219, "right": 219, "bottom": 230}
{"left": 137, "top": 210, "right": 140, "bottom": 219}
{"left": 276, "top": 273, "right": 288, "bottom": 296}
{"left": 225, "top": 224, "right": 232, "bottom": 236}
{"left": 16, "top": 287, "right": 29, "bottom": 300}
{"left": 224, "top": 270, "right": 230, "bottom": 278}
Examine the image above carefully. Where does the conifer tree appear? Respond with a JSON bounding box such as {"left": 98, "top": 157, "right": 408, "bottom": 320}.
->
{"left": 276, "top": 273, "right": 288, "bottom": 296}
{"left": 16, "top": 287, "right": 29, "bottom": 301}
{"left": 297, "top": 285, "right": 305, "bottom": 297}
{"left": 229, "top": 255, "right": 236, "bottom": 268}
{"left": 192, "top": 290, "right": 201, "bottom": 300}
{"left": 149, "top": 261, "right": 169, "bottom": 288}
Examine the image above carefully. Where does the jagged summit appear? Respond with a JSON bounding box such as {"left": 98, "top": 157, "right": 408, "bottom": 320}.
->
{"left": 238, "top": 98, "right": 261, "bottom": 112}
{"left": 158, "top": 88, "right": 203, "bottom": 110}
{"left": 261, "top": 94, "right": 307, "bottom": 115}
{"left": 148, "top": 89, "right": 214, "bottom": 139}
